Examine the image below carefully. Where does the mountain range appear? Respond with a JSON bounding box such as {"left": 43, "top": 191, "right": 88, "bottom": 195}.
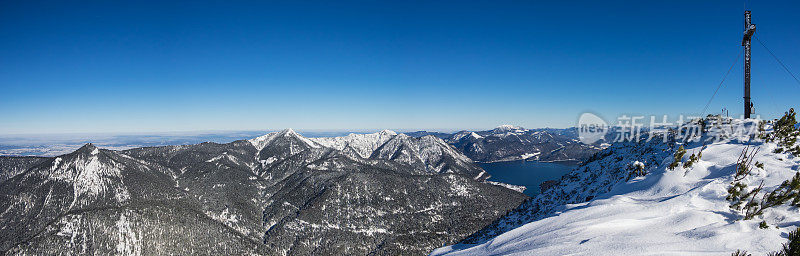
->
{"left": 0, "top": 129, "right": 526, "bottom": 255}
{"left": 409, "top": 125, "right": 609, "bottom": 163}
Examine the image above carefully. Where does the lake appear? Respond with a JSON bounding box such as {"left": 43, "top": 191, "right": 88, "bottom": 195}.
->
{"left": 480, "top": 161, "right": 576, "bottom": 197}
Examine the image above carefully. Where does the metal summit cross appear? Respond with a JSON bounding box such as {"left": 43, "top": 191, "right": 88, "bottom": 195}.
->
{"left": 742, "top": 10, "right": 756, "bottom": 119}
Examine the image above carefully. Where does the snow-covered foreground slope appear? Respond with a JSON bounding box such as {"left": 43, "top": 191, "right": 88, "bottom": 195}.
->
{"left": 433, "top": 119, "right": 800, "bottom": 255}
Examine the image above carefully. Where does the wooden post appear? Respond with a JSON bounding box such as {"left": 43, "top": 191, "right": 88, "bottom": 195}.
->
{"left": 742, "top": 11, "right": 756, "bottom": 118}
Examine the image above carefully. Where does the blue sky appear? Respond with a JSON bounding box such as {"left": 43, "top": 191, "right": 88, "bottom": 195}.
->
{"left": 1, "top": 0, "right": 799, "bottom": 134}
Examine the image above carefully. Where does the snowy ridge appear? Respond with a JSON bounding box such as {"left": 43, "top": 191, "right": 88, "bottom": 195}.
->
{"left": 434, "top": 119, "right": 800, "bottom": 255}
{"left": 250, "top": 129, "right": 487, "bottom": 180}
{"left": 437, "top": 125, "right": 606, "bottom": 163}
{"left": 494, "top": 124, "right": 523, "bottom": 132}
{"left": 310, "top": 130, "right": 397, "bottom": 158}
{"left": 248, "top": 128, "right": 321, "bottom": 151}
{"left": 366, "top": 134, "right": 486, "bottom": 179}
{"left": 485, "top": 181, "right": 526, "bottom": 193}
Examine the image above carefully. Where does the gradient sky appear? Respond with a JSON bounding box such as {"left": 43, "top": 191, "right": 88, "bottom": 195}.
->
{"left": 1, "top": 0, "right": 799, "bottom": 134}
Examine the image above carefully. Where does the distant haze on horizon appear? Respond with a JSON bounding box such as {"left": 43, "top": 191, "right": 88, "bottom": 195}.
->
{"left": 0, "top": 125, "right": 534, "bottom": 137}
{"left": 2, "top": 1, "right": 799, "bottom": 134}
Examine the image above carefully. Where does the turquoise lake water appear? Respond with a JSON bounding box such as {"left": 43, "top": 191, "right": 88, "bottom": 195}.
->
{"left": 480, "top": 161, "right": 576, "bottom": 197}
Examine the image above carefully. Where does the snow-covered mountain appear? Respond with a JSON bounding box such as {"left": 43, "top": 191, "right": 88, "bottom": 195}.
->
{"left": 411, "top": 125, "right": 609, "bottom": 163}
{"left": 433, "top": 117, "right": 800, "bottom": 255}
{"left": 0, "top": 130, "right": 526, "bottom": 255}
{"left": 310, "top": 130, "right": 486, "bottom": 178}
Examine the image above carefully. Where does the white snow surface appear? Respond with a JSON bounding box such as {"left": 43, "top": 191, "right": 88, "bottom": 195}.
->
{"left": 485, "top": 181, "right": 526, "bottom": 194}
{"left": 310, "top": 130, "right": 397, "bottom": 158}
{"left": 470, "top": 132, "right": 484, "bottom": 140}
{"left": 519, "top": 152, "right": 540, "bottom": 160}
{"left": 495, "top": 125, "right": 523, "bottom": 131}
{"left": 433, "top": 120, "right": 800, "bottom": 256}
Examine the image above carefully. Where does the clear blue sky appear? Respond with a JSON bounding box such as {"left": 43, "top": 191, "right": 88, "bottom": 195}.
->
{"left": 1, "top": 0, "right": 799, "bottom": 134}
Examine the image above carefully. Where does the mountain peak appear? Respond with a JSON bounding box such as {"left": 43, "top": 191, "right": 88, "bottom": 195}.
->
{"left": 494, "top": 124, "right": 523, "bottom": 131}
{"left": 75, "top": 143, "right": 100, "bottom": 155}
{"left": 276, "top": 128, "right": 304, "bottom": 138}
{"left": 249, "top": 128, "right": 320, "bottom": 151}
{"left": 379, "top": 130, "right": 397, "bottom": 136}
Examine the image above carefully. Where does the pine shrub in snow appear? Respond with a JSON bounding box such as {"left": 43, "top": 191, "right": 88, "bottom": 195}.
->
{"left": 768, "top": 227, "right": 800, "bottom": 256}
{"left": 727, "top": 156, "right": 800, "bottom": 220}
{"left": 626, "top": 161, "right": 647, "bottom": 181}
{"left": 668, "top": 145, "right": 686, "bottom": 170}
{"left": 737, "top": 227, "right": 800, "bottom": 256}
{"left": 760, "top": 173, "right": 800, "bottom": 208}
{"left": 732, "top": 249, "right": 752, "bottom": 256}
{"left": 734, "top": 146, "right": 760, "bottom": 182}
{"left": 769, "top": 108, "right": 799, "bottom": 156}
{"left": 683, "top": 148, "right": 703, "bottom": 169}
{"left": 724, "top": 111, "right": 800, "bottom": 220}
{"left": 784, "top": 227, "right": 800, "bottom": 256}
{"left": 727, "top": 146, "right": 764, "bottom": 218}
